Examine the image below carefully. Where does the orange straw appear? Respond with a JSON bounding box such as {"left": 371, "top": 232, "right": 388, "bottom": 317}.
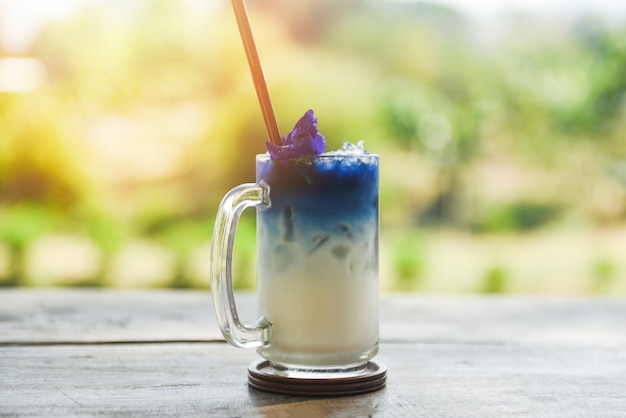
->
{"left": 231, "top": 0, "right": 282, "bottom": 145}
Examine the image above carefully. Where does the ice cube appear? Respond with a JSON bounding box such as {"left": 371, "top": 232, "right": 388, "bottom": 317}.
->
{"left": 331, "top": 244, "right": 350, "bottom": 261}
{"left": 282, "top": 205, "right": 294, "bottom": 242}
{"left": 273, "top": 244, "right": 293, "bottom": 273}
{"left": 309, "top": 234, "right": 329, "bottom": 254}
{"left": 337, "top": 223, "right": 354, "bottom": 239}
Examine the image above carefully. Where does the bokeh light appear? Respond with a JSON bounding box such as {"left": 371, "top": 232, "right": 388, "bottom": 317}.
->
{"left": 0, "top": 0, "right": 625, "bottom": 294}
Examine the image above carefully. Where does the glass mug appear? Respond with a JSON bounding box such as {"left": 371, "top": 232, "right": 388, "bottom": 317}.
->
{"left": 210, "top": 152, "right": 379, "bottom": 378}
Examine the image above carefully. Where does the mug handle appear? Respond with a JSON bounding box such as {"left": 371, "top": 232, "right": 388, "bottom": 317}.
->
{"left": 210, "top": 182, "right": 272, "bottom": 348}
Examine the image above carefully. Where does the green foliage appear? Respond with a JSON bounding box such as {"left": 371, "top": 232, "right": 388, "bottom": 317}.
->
{"left": 0, "top": 205, "right": 61, "bottom": 252}
{"left": 473, "top": 202, "right": 564, "bottom": 233}
{"left": 1, "top": 0, "right": 625, "bottom": 291}
{"left": 560, "top": 22, "right": 626, "bottom": 135}
{"left": 392, "top": 232, "right": 425, "bottom": 290}
{"left": 144, "top": 214, "right": 213, "bottom": 259}
{"left": 482, "top": 267, "right": 509, "bottom": 294}
{"left": 232, "top": 214, "right": 257, "bottom": 289}
{"left": 0, "top": 204, "right": 62, "bottom": 286}
{"left": 77, "top": 210, "right": 129, "bottom": 255}
{"left": 590, "top": 258, "right": 616, "bottom": 294}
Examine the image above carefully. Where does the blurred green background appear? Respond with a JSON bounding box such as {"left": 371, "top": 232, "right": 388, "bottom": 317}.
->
{"left": 0, "top": 0, "right": 625, "bottom": 295}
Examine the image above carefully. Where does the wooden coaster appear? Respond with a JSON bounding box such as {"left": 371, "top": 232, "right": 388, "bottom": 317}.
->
{"left": 247, "top": 360, "right": 387, "bottom": 397}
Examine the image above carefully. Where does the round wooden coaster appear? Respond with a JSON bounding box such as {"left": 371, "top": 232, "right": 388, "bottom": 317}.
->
{"left": 247, "top": 360, "right": 387, "bottom": 397}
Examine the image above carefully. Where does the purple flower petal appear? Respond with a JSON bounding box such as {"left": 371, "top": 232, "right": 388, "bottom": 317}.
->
{"left": 266, "top": 109, "right": 326, "bottom": 160}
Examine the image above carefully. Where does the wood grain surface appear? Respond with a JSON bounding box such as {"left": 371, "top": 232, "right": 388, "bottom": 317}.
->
{"left": 1, "top": 289, "right": 625, "bottom": 417}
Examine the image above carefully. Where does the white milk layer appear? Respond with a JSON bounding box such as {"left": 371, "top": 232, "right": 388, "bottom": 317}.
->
{"left": 256, "top": 224, "right": 378, "bottom": 368}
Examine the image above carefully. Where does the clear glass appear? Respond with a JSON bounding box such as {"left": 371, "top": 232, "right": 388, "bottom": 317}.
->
{"left": 210, "top": 183, "right": 272, "bottom": 348}
{"left": 210, "top": 152, "right": 380, "bottom": 378}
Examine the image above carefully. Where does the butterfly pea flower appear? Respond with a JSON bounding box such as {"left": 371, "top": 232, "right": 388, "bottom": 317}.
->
{"left": 266, "top": 109, "right": 326, "bottom": 160}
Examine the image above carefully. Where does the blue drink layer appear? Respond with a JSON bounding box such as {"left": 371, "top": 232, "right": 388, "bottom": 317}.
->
{"left": 256, "top": 154, "right": 379, "bottom": 246}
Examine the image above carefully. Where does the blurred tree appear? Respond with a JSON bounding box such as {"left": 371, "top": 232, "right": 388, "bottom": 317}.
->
{"left": 323, "top": 1, "right": 487, "bottom": 227}
{"left": 0, "top": 95, "right": 88, "bottom": 207}
{"left": 1, "top": 0, "right": 625, "bottom": 288}
{"left": 253, "top": 0, "right": 365, "bottom": 42}
{"left": 568, "top": 20, "right": 626, "bottom": 133}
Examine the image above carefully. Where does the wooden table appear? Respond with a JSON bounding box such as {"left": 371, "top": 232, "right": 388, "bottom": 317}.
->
{"left": 1, "top": 289, "right": 625, "bottom": 417}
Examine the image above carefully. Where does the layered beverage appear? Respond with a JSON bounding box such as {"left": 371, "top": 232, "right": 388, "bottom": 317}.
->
{"left": 255, "top": 143, "right": 379, "bottom": 376}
